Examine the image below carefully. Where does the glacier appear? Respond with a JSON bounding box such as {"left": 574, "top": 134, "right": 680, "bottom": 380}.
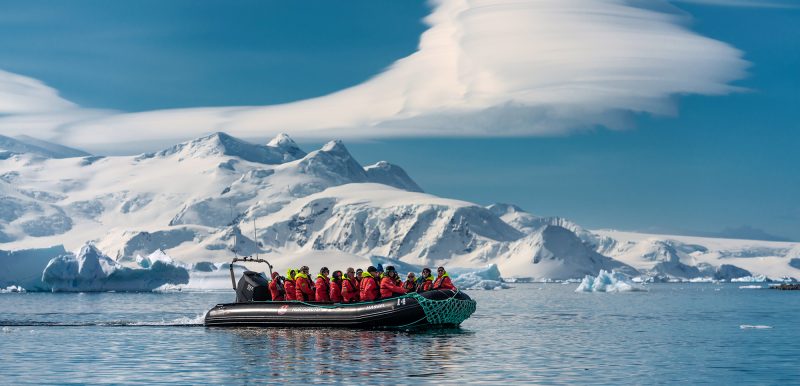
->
{"left": 1, "top": 132, "right": 799, "bottom": 291}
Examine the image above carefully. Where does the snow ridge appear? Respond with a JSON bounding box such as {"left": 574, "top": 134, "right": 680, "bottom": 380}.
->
{"left": 0, "top": 132, "right": 798, "bottom": 291}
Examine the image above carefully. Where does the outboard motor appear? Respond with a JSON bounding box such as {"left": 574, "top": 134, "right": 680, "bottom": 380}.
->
{"left": 235, "top": 271, "right": 271, "bottom": 303}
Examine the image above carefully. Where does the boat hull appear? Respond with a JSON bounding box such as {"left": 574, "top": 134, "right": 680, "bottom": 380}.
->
{"left": 204, "top": 290, "right": 475, "bottom": 329}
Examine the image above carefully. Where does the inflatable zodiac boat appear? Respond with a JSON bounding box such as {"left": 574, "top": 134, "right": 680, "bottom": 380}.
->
{"left": 203, "top": 257, "right": 477, "bottom": 329}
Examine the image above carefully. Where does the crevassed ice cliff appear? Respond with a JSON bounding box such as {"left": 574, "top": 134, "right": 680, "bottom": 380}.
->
{"left": 1, "top": 132, "right": 798, "bottom": 291}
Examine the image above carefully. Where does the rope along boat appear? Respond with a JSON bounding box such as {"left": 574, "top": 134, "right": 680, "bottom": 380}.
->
{"left": 203, "top": 257, "right": 477, "bottom": 329}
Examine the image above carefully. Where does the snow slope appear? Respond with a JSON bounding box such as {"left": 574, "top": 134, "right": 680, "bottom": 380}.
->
{"left": 1, "top": 132, "right": 798, "bottom": 290}
{"left": 594, "top": 230, "right": 800, "bottom": 281}
{"left": 0, "top": 135, "right": 90, "bottom": 159}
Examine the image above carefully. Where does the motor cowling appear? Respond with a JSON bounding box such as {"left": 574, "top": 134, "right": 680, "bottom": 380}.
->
{"left": 235, "top": 271, "right": 271, "bottom": 303}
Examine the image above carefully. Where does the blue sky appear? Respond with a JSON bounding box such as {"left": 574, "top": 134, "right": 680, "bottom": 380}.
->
{"left": 0, "top": 0, "right": 798, "bottom": 240}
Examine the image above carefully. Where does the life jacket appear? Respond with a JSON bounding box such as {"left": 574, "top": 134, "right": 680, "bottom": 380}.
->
{"left": 315, "top": 274, "right": 331, "bottom": 302}
{"left": 294, "top": 273, "right": 314, "bottom": 301}
{"left": 433, "top": 273, "right": 455, "bottom": 290}
{"left": 380, "top": 276, "right": 406, "bottom": 298}
{"left": 284, "top": 273, "right": 296, "bottom": 301}
{"left": 329, "top": 279, "right": 342, "bottom": 303}
{"left": 403, "top": 279, "right": 417, "bottom": 292}
{"left": 268, "top": 273, "right": 285, "bottom": 301}
{"left": 359, "top": 272, "right": 379, "bottom": 302}
{"left": 341, "top": 277, "right": 359, "bottom": 303}
{"left": 420, "top": 275, "right": 434, "bottom": 292}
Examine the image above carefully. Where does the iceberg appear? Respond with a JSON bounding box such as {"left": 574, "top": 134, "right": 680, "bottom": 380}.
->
{"left": 1, "top": 285, "right": 26, "bottom": 293}
{"left": 0, "top": 245, "right": 68, "bottom": 291}
{"left": 575, "top": 270, "right": 646, "bottom": 292}
{"left": 42, "top": 243, "right": 189, "bottom": 292}
{"left": 370, "top": 257, "right": 509, "bottom": 290}
{"left": 731, "top": 275, "right": 769, "bottom": 283}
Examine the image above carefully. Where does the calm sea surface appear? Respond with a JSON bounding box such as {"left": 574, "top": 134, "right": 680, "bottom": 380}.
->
{"left": 1, "top": 284, "right": 798, "bottom": 385}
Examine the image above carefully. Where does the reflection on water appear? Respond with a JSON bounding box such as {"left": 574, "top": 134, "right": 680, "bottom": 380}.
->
{"left": 221, "top": 327, "right": 473, "bottom": 381}
{"left": 1, "top": 285, "right": 799, "bottom": 384}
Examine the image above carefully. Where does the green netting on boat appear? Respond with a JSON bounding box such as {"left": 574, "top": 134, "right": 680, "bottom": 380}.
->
{"left": 408, "top": 291, "right": 477, "bottom": 326}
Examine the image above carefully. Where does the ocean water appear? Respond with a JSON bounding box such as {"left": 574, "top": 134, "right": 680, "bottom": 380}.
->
{"left": 1, "top": 283, "right": 798, "bottom": 385}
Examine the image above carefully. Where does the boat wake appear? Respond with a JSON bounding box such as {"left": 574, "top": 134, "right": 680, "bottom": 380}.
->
{"left": 0, "top": 314, "right": 206, "bottom": 328}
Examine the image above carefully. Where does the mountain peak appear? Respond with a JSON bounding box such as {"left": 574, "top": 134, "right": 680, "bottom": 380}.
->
{"left": 487, "top": 203, "right": 526, "bottom": 216}
{"left": 267, "top": 133, "right": 306, "bottom": 159}
{"left": 321, "top": 139, "right": 347, "bottom": 153}
{"left": 156, "top": 132, "right": 303, "bottom": 164}
{"left": 267, "top": 133, "right": 295, "bottom": 147}
{"left": 364, "top": 161, "right": 423, "bottom": 192}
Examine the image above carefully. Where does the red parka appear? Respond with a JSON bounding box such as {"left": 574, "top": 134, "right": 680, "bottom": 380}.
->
{"left": 380, "top": 276, "right": 407, "bottom": 298}
{"left": 315, "top": 274, "right": 331, "bottom": 302}
{"left": 341, "top": 277, "right": 359, "bottom": 303}
{"left": 433, "top": 273, "right": 456, "bottom": 290}
{"left": 284, "top": 275, "right": 296, "bottom": 301}
{"left": 295, "top": 273, "right": 314, "bottom": 301}
{"left": 359, "top": 272, "right": 379, "bottom": 302}
{"left": 329, "top": 279, "right": 342, "bottom": 303}
{"left": 403, "top": 279, "right": 417, "bottom": 293}
{"left": 419, "top": 275, "right": 434, "bottom": 292}
{"left": 268, "top": 272, "right": 285, "bottom": 301}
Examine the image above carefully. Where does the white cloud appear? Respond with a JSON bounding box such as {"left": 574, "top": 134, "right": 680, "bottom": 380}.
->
{"left": 0, "top": 0, "right": 749, "bottom": 149}
{"left": 670, "top": 0, "right": 798, "bottom": 8}
{"left": 0, "top": 69, "right": 76, "bottom": 114}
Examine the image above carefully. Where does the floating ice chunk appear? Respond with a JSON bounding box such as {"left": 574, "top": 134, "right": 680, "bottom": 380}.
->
{"left": 740, "top": 325, "right": 772, "bottom": 329}
{"left": 1, "top": 285, "right": 26, "bottom": 293}
{"left": 369, "top": 257, "right": 509, "bottom": 290}
{"left": 575, "top": 270, "right": 647, "bottom": 292}
{"left": 738, "top": 285, "right": 762, "bottom": 289}
{"left": 135, "top": 249, "right": 180, "bottom": 269}
{"left": 731, "top": 275, "right": 769, "bottom": 283}
{"left": 42, "top": 243, "right": 189, "bottom": 292}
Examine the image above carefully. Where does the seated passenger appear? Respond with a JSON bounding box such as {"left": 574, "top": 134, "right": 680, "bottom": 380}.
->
{"left": 359, "top": 266, "right": 380, "bottom": 302}
{"left": 403, "top": 272, "right": 418, "bottom": 293}
{"left": 284, "top": 269, "right": 297, "bottom": 301}
{"left": 418, "top": 268, "right": 434, "bottom": 292}
{"left": 355, "top": 268, "right": 363, "bottom": 286}
{"left": 433, "top": 266, "right": 456, "bottom": 290}
{"left": 330, "top": 270, "right": 343, "bottom": 303}
{"left": 295, "top": 266, "right": 314, "bottom": 301}
{"left": 268, "top": 271, "right": 285, "bottom": 301}
{"left": 341, "top": 267, "right": 359, "bottom": 303}
{"left": 380, "top": 266, "right": 407, "bottom": 298}
{"left": 315, "top": 267, "right": 331, "bottom": 302}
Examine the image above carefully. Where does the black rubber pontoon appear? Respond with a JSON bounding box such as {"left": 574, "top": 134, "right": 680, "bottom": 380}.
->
{"left": 204, "top": 256, "right": 477, "bottom": 329}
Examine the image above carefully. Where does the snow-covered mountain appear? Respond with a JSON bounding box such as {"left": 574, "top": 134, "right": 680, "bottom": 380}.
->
{"left": 1, "top": 132, "right": 798, "bottom": 290}
{"left": 0, "top": 134, "right": 91, "bottom": 159}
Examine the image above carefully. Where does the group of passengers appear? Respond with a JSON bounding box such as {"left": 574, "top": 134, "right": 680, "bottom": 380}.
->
{"left": 267, "top": 264, "right": 456, "bottom": 303}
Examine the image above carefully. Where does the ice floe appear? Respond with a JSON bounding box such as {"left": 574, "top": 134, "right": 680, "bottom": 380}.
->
{"left": 575, "top": 270, "right": 647, "bottom": 292}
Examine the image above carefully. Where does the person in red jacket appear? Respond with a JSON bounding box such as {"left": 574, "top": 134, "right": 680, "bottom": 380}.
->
{"left": 403, "top": 272, "right": 418, "bottom": 293}
{"left": 268, "top": 271, "right": 285, "bottom": 301}
{"left": 359, "top": 266, "right": 380, "bottom": 302}
{"left": 418, "top": 268, "right": 434, "bottom": 292}
{"left": 355, "top": 268, "right": 363, "bottom": 286}
{"left": 380, "top": 266, "right": 407, "bottom": 298}
{"left": 295, "top": 266, "right": 314, "bottom": 301}
{"left": 341, "top": 267, "right": 359, "bottom": 303}
{"left": 329, "top": 270, "right": 343, "bottom": 303}
{"left": 284, "top": 269, "right": 297, "bottom": 301}
{"left": 433, "top": 266, "right": 456, "bottom": 290}
{"left": 315, "top": 267, "right": 331, "bottom": 302}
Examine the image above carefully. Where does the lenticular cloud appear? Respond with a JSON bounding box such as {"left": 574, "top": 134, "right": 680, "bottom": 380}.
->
{"left": 0, "top": 0, "right": 748, "bottom": 147}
